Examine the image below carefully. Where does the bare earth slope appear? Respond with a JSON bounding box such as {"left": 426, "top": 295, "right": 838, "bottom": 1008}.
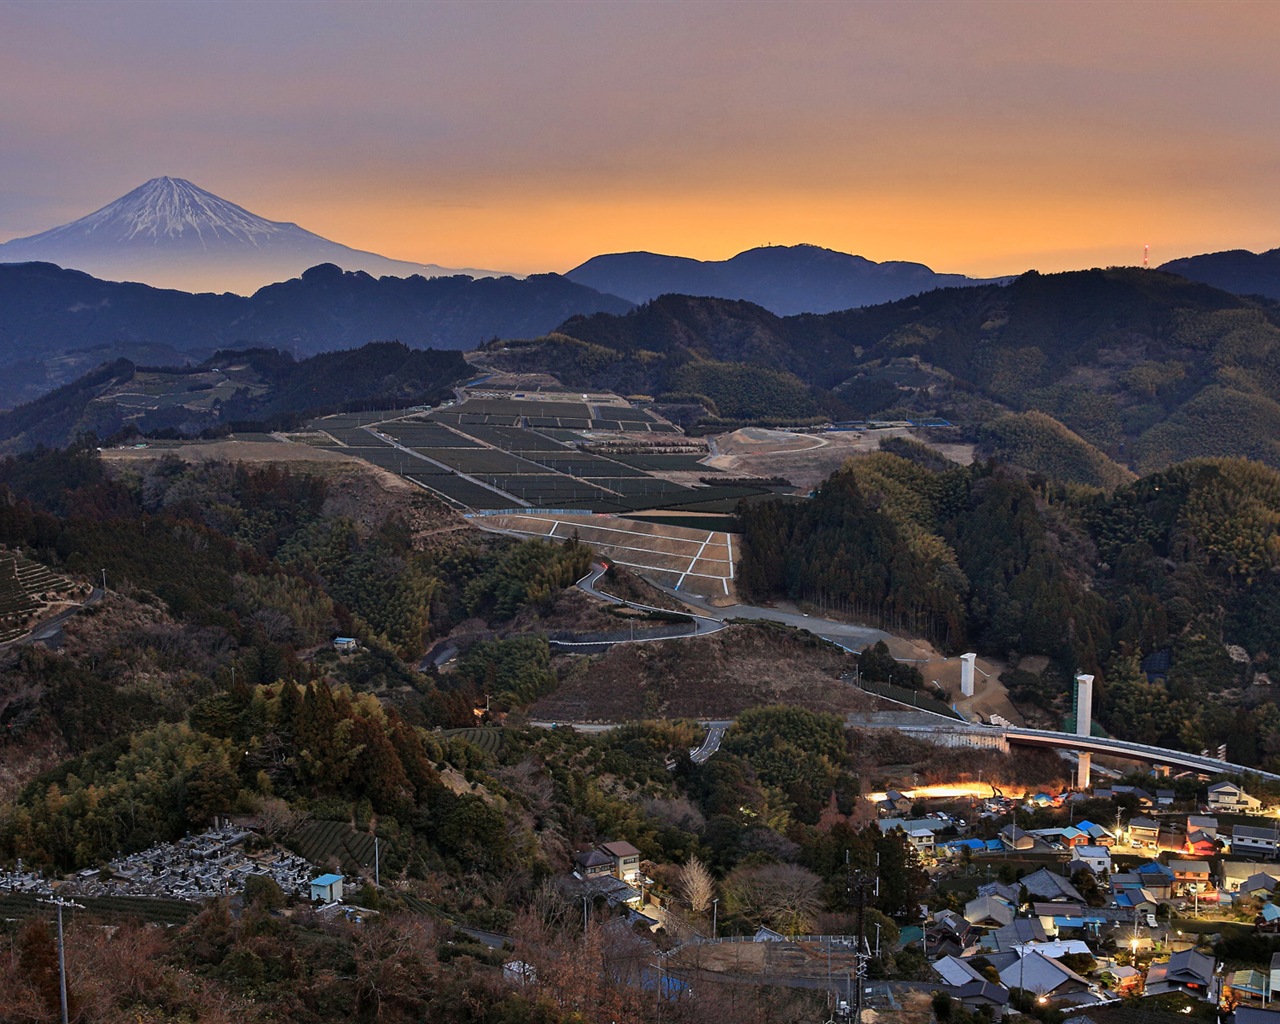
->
{"left": 533, "top": 623, "right": 882, "bottom": 722}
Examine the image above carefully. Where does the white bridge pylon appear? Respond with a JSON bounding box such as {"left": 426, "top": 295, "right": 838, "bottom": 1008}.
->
{"left": 959, "top": 653, "right": 977, "bottom": 697}
{"left": 1075, "top": 673, "right": 1095, "bottom": 790}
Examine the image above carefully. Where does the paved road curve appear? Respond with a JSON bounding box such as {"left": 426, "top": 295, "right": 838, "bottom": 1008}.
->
{"left": 641, "top": 574, "right": 891, "bottom": 652}
{"left": 575, "top": 564, "right": 725, "bottom": 638}
{"left": 690, "top": 722, "right": 731, "bottom": 764}
{"left": 2, "top": 586, "right": 104, "bottom": 650}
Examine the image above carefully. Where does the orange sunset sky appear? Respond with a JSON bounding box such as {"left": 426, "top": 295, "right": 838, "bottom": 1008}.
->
{"left": 2, "top": 0, "right": 1279, "bottom": 277}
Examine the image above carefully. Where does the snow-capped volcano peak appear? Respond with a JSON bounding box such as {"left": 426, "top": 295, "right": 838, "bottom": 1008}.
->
{"left": 0, "top": 177, "right": 512, "bottom": 293}
{"left": 21, "top": 176, "right": 307, "bottom": 250}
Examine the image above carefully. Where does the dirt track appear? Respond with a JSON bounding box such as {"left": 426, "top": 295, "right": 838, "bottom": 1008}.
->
{"left": 707, "top": 427, "right": 975, "bottom": 490}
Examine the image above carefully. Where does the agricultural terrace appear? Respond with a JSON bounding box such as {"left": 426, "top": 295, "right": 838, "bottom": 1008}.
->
{"left": 101, "top": 363, "right": 271, "bottom": 413}
{"left": 480, "top": 513, "right": 737, "bottom": 598}
{"left": 292, "top": 387, "right": 785, "bottom": 516}
{"left": 0, "top": 549, "right": 86, "bottom": 644}
{"left": 290, "top": 820, "right": 378, "bottom": 875}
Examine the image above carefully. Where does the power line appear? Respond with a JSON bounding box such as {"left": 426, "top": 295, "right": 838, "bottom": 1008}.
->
{"left": 38, "top": 896, "right": 84, "bottom": 1024}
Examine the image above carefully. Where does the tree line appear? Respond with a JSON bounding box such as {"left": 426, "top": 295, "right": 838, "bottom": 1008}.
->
{"left": 739, "top": 451, "right": 1280, "bottom": 768}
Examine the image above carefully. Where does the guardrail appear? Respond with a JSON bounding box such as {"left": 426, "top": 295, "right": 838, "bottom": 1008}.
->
{"left": 464, "top": 508, "right": 596, "bottom": 517}
{"left": 689, "top": 933, "right": 863, "bottom": 946}
{"left": 854, "top": 678, "right": 963, "bottom": 720}
{"left": 1003, "top": 726, "right": 1280, "bottom": 782}
{"left": 549, "top": 625, "right": 707, "bottom": 648}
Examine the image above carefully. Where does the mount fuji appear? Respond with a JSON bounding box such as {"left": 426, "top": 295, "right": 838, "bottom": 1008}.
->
{"left": 0, "top": 177, "right": 511, "bottom": 294}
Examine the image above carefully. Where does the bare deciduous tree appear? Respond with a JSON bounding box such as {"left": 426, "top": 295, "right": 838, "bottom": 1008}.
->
{"left": 677, "top": 855, "right": 716, "bottom": 913}
{"left": 255, "top": 795, "right": 301, "bottom": 841}
{"left": 722, "top": 862, "right": 824, "bottom": 935}
{"left": 640, "top": 796, "right": 706, "bottom": 833}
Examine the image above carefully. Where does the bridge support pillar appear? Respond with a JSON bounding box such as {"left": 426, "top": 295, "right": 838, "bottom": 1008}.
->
{"left": 1074, "top": 674, "right": 1095, "bottom": 739}
{"left": 1074, "top": 674, "right": 1096, "bottom": 791}
{"left": 960, "top": 653, "right": 977, "bottom": 697}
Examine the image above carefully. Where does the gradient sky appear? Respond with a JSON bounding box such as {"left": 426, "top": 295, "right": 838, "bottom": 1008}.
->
{"left": 2, "top": 0, "right": 1279, "bottom": 277}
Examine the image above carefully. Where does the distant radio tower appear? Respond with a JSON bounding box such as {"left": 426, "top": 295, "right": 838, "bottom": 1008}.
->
{"left": 1143, "top": 243, "right": 1149, "bottom": 270}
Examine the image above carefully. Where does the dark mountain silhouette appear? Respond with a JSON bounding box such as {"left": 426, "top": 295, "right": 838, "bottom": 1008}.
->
{"left": 0, "top": 261, "right": 631, "bottom": 409}
{"left": 1160, "top": 247, "right": 1280, "bottom": 301}
{"left": 0, "top": 177, "right": 510, "bottom": 294}
{"left": 565, "top": 243, "right": 1008, "bottom": 315}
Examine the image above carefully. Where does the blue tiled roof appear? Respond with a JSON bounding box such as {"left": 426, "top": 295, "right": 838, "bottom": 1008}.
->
{"left": 942, "top": 838, "right": 988, "bottom": 851}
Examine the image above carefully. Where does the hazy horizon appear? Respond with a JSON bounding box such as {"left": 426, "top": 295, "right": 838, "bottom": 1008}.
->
{"left": 3, "top": 0, "right": 1278, "bottom": 280}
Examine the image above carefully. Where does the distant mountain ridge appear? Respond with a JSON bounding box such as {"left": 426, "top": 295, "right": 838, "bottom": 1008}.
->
{"left": 484, "top": 267, "right": 1280, "bottom": 473}
{"left": 0, "top": 261, "right": 632, "bottom": 410}
{"left": 565, "top": 243, "right": 1010, "bottom": 315}
{"left": 1159, "top": 247, "right": 1280, "bottom": 301}
{"left": 0, "top": 177, "right": 510, "bottom": 294}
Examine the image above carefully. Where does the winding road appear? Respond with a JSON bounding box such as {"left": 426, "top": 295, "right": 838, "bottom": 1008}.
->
{"left": 576, "top": 563, "right": 890, "bottom": 653}
{"left": 2, "top": 586, "right": 104, "bottom": 650}
{"left": 573, "top": 564, "right": 725, "bottom": 639}
{"left": 653, "top": 584, "right": 892, "bottom": 653}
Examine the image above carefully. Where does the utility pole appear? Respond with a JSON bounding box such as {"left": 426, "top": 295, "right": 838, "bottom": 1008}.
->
{"left": 374, "top": 835, "right": 380, "bottom": 889}
{"left": 100, "top": 568, "right": 106, "bottom": 592}
{"left": 844, "top": 850, "right": 875, "bottom": 1024}
{"left": 711, "top": 896, "right": 719, "bottom": 938}
{"left": 38, "top": 896, "right": 83, "bottom": 1024}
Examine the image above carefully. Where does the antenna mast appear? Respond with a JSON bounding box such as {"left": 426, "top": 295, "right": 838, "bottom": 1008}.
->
{"left": 1143, "top": 243, "right": 1149, "bottom": 270}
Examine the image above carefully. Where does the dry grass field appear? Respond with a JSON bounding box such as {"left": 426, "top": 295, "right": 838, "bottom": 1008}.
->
{"left": 534, "top": 623, "right": 881, "bottom": 722}
{"left": 480, "top": 513, "right": 737, "bottom": 598}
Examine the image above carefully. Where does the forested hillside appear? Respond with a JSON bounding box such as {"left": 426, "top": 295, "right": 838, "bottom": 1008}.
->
{"left": 976, "top": 411, "right": 1134, "bottom": 490}
{"left": 0, "top": 260, "right": 631, "bottom": 410}
{"left": 0, "top": 341, "right": 470, "bottom": 453}
{"left": 0, "top": 442, "right": 971, "bottom": 1023}
{"left": 1160, "top": 246, "right": 1280, "bottom": 302}
{"left": 739, "top": 452, "right": 1280, "bottom": 768}
{"left": 486, "top": 268, "right": 1280, "bottom": 471}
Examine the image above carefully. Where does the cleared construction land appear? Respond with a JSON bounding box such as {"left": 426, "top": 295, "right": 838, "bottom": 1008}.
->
{"left": 480, "top": 512, "right": 736, "bottom": 599}
{"left": 707, "top": 425, "right": 975, "bottom": 489}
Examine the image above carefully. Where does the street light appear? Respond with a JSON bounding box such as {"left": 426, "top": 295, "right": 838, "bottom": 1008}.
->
{"left": 711, "top": 897, "right": 719, "bottom": 938}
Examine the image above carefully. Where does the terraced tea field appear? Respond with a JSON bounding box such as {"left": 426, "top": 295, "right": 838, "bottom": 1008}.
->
{"left": 291, "top": 820, "right": 377, "bottom": 874}
{"left": 297, "top": 384, "right": 779, "bottom": 517}
{"left": 0, "top": 891, "right": 199, "bottom": 925}
{"left": 439, "top": 728, "right": 506, "bottom": 753}
{"left": 0, "top": 550, "right": 85, "bottom": 644}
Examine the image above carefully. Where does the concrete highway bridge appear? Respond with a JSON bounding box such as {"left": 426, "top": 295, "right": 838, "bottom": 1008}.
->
{"left": 860, "top": 715, "right": 1280, "bottom": 784}
{"left": 1001, "top": 725, "right": 1280, "bottom": 783}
